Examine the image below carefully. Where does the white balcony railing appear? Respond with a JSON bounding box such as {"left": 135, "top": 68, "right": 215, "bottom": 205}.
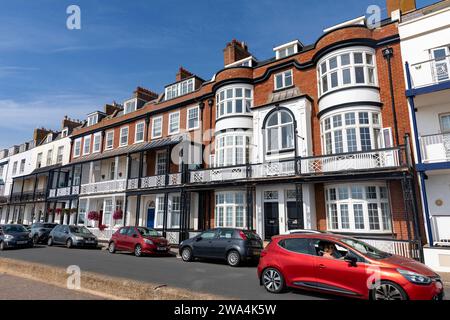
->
{"left": 139, "top": 173, "right": 182, "bottom": 189}
{"left": 56, "top": 187, "right": 71, "bottom": 197}
{"left": 48, "top": 189, "right": 56, "bottom": 198}
{"left": 300, "top": 149, "right": 401, "bottom": 175}
{"left": 431, "top": 215, "right": 450, "bottom": 246}
{"left": 189, "top": 148, "right": 404, "bottom": 183}
{"left": 80, "top": 179, "right": 127, "bottom": 195}
{"left": 420, "top": 133, "right": 450, "bottom": 163}
{"left": 409, "top": 56, "right": 450, "bottom": 89}
{"left": 127, "top": 178, "right": 139, "bottom": 190}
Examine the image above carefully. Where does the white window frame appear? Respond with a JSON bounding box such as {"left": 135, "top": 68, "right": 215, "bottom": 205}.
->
{"left": 165, "top": 78, "right": 195, "bottom": 100}
{"left": 56, "top": 146, "right": 64, "bottom": 163}
{"left": 152, "top": 116, "right": 163, "bottom": 139}
{"left": 46, "top": 149, "right": 53, "bottom": 166}
{"left": 439, "top": 113, "right": 450, "bottom": 133}
{"left": 155, "top": 151, "right": 167, "bottom": 175}
{"left": 19, "top": 159, "right": 25, "bottom": 173}
{"left": 216, "top": 84, "right": 253, "bottom": 120}
{"left": 215, "top": 132, "right": 251, "bottom": 167}
{"left": 187, "top": 106, "right": 200, "bottom": 130}
{"left": 73, "top": 138, "right": 82, "bottom": 158}
{"left": 325, "top": 183, "right": 392, "bottom": 233}
{"left": 83, "top": 135, "right": 91, "bottom": 155}
{"left": 168, "top": 111, "right": 180, "bottom": 135}
{"left": 105, "top": 130, "right": 114, "bottom": 150}
{"left": 87, "top": 114, "right": 98, "bottom": 127}
{"left": 119, "top": 126, "right": 129, "bottom": 147}
{"left": 265, "top": 110, "right": 295, "bottom": 153}
{"left": 274, "top": 70, "right": 293, "bottom": 90}
{"left": 92, "top": 132, "right": 102, "bottom": 153}
{"left": 320, "top": 107, "right": 382, "bottom": 155}
{"left": 124, "top": 99, "right": 137, "bottom": 114}
{"left": 36, "top": 152, "right": 43, "bottom": 168}
{"left": 168, "top": 194, "right": 181, "bottom": 229}
{"left": 155, "top": 195, "right": 165, "bottom": 228}
{"left": 12, "top": 161, "right": 18, "bottom": 175}
{"left": 317, "top": 47, "right": 377, "bottom": 97}
{"left": 135, "top": 121, "right": 145, "bottom": 143}
{"left": 215, "top": 191, "right": 246, "bottom": 228}
{"left": 61, "top": 128, "right": 69, "bottom": 138}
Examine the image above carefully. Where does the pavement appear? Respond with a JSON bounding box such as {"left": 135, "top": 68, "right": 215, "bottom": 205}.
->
{"left": 0, "top": 273, "right": 104, "bottom": 300}
{"left": 0, "top": 245, "right": 448, "bottom": 300}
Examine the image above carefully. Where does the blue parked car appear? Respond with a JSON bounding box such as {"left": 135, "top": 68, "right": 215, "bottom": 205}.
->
{"left": 0, "top": 224, "right": 34, "bottom": 250}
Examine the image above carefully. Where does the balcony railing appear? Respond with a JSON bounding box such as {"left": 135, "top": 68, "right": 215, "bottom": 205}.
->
{"left": 420, "top": 133, "right": 450, "bottom": 163}
{"left": 408, "top": 56, "right": 450, "bottom": 89}
{"left": 189, "top": 147, "right": 405, "bottom": 184}
{"left": 138, "top": 173, "right": 182, "bottom": 189}
{"left": 80, "top": 179, "right": 127, "bottom": 195}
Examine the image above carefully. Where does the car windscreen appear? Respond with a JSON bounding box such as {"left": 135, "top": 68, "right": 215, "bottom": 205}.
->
{"left": 43, "top": 224, "right": 57, "bottom": 229}
{"left": 341, "top": 238, "right": 391, "bottom": 259}
{"left": 137, "top": 227, "right": 158, "bottom": 237}
{"left": 3, "top": 225, "right": 28, "bottom": 233}
{"left": 69, "top": 226, "right": 92, "bottom": 235}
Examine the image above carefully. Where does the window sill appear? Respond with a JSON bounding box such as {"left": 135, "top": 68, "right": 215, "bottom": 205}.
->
{"left": 273, "top": 85, "right": 295, "bottom": 93}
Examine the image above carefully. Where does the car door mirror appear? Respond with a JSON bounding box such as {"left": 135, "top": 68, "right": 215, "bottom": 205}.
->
{"left": 132, "top": 234, "right": 138, "bottom": 238}
{"left": 196, "top": 236, "right": 203, "bottom": 242}
{"left": 344, "top": 253, "right": 358, "bottom": 266}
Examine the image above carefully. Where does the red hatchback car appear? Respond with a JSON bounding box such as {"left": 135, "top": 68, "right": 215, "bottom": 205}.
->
{"left": 108, "top": 226, "right": 170, "bottom": 257}
{"left": 258, "top": 233, "right": 444, "bottom": 300}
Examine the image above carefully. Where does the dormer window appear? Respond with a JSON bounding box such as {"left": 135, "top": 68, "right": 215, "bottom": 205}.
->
{"left": 46, "top": 134, "right": 53, "bottom": 143}
{"left": 124, "top": 99, "right": 137, "bottom": 114}
{"left": 274, "top": 40, "right": 302, "bottom": 60}
{"left": 165, "top": 78, "right": 195, "bottom": 100}
{"left": 87, "top": 114, "right": 99, "bottom": 127}
{"left": 61, "top": 128, "right": 69, "bottom": 138}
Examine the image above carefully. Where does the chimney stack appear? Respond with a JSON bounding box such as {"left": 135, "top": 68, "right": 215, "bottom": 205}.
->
{"left": 104, "top": 104, "right": 122, "bottom": 116}
{"left": 61, "top": 116, "right": 82, "bottom": 131}
{"left": 386, "top": 0, "right": 416, "bottom": 17}
{"left": 175, "top": 67, "right": 194, "bottom": 82}
{"left": 33, "top": 128, "right": 52, "bottom": 145}
{"left": 134, "top": 87, "right": 159, "bottom": 102}
{"left": 223, "top": 39, "right": 251, "bottom": 66}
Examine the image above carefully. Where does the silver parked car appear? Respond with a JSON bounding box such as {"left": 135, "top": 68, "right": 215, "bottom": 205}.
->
{"left": 47, "top": 225, "right": 98, "bottom": 248}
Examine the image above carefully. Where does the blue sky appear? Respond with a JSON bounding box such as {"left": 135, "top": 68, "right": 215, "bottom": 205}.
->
{"left": 0, "top": 0, "right": 436, "bottom": 149}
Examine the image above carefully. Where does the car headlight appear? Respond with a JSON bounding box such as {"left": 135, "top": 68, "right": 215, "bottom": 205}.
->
{"left": 4, "top": 235, "right": 14, "bottom": 240}
{"left": 397, "top": 269, "right": 432, "bottom": 285}
{"left": 144, "top": 239, "right": 153, "bottom": 245}
{"left": 74, "top": 236, "right": 84, "bottom": 241}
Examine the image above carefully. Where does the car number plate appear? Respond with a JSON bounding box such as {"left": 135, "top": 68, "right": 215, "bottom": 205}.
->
{"left": 157, "top": 246, "right": 167, "bottom": 251}
{"left": 17, "top": 241, "right": 28, "bottom": 245}
{"left": 85, "top": 240, "right": 95, "bottom": 244}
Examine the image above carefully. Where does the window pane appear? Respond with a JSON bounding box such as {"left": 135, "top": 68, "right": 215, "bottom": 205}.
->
{"left": 268, "top": 128, "right": 278, "bottom": 151}
{"left": 325, "top": 132, "right": 332, "bottom": 154}
{"left": 332, "top": 115, "right": 342, "bottom": 128}
{"left": 235, "top": 88, "right": 242, "bottom": 97}
{"left": 346, "top": 128, "right": 358, "bottom": 152}
{"left": 334, "top": 130, "right": 343, "bottom": 153}
{"left": 368, "top": 203, "right": 380, "bottom": 230}
{"left": 227, "top": 101, "right": 233, "bottom": 114}
{"left": 267, "top": 114, "right": 278, "bottom": 127}
{"left": 280, "top": 111, "right": 292, "bottom": 124}
{"left": 329, "top": 188, "right": 336, "bottom": 201}
{"left": 226, "top": 89, "right": 233, "bottom": 99}
{"left": 353, "top": 204, "right": 365, "bottom": 229}
{"left": 329, "top": 57, "right": 338, "bottom": 69}
{"left": 355, "top": 67, "right": 365, "bottom": 83}
{"left": 330, "top": 72, "right": 338, "bottom": 88}
{"left": 366, "top": 53, "right": 373, "bottom": 65}
{"left": 275, "top": 74, "right": 283, "bottom": 89}
{"left": 322, "top": 76, "right": 328, "bottom": 93}
{"left": 359, "top": 112, "right": 369, "bottom": 124}
{"left": 368, "top": 68, "right": 375, "bottom": 84}
{"left": 366, "top": 186, "right": 377, "bottom": 199}
{"left": 340, "top": 204, "right": 350, "bottom": 229}
{"left": 354, "top": 52, "right": 363, "bottom": 64}
{"left": 281, "top": 125, "right": 294, "bottom": 149}
{"left": 351, "top": 186, "right": 363, "bottom": 199}
{"left": 328, "top": 204, "right": 338, "bottom": 229}
{"left": 321, "top": 62, "right": 327, "bottom": 75}
{"left": 345, "top": 113, "right": 355, "bottom": 125}
{"left": 285, "top": 71, "right": 293, "bottom": 87}
{"left": 342, "top": 68, "right": 351, "bottom": 84}
{"left": 381, "top": 203, "right": 391, "bottom": 230}
{"left": 341, "top": 53, "right": 350, "bottom": 66}
{"left": 360, "top": 127, "right": 372, "bottom": 151}
{"left": 235, "top": 99, "right": 243, "bottom": 113}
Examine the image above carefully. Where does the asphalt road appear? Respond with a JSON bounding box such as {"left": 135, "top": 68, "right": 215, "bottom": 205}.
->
{"left": 1, "top": 246, "right": 448, "bottom": 300}
{"left": 0, "top": 245, "right": 333, "bottom": 300}
{"left": 0, "top": 273, "right": 103, "bottom": 300}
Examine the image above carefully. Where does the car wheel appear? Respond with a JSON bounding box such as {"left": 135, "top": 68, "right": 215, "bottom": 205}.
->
{"left": 134, "top": 244, "right": 142, "bottom": 257}
{"left": 47, "top": 237, "right": 53, "bottom": 246}
{"left": 0, "top": 241, "right": 5, "bottom": 251}
{"left": 108, "top": 242, "right": 116, "bottom": 254}
{"left": 66, "top": 239, "right": 73, "bottom": 249}
{"left": 181, "top": 247, "right": 193, "bottom": 262}
{"left": 262, "top": 268, "right": 285, "bottom": 294}
{"left": 372, "top": 281, "right": 408, "bottom": 300}
{"left": 227, "top": 250, "right": 241, "bottom": 267}
{"left": 32, "top": 234, "right": 39, "bottom": 244}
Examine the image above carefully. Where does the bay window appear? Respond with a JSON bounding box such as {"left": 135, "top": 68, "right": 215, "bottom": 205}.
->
{"left": 325, "top": 184, "right": 392, "bottom": 233}
{"left": 318, "top": 48, "right": 377, "bottom": 96}
{"left": 216, "top": 85, "right": 253, "bottom": 119}
{"left": 215, "top": 191, "right": 246, "bottom": 228}
{"left": 321, "top": 109, "right": 382, "bottom": 154}
{"left": 214, "top": 132, "right": 251, "bottom": 167}
{"left": 265, "top": 110, "right": 294, "bottom": 153}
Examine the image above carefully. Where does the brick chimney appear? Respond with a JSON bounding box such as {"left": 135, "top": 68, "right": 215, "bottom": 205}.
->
{"left": 134, "top": 87, "right": 159, "bottom": 102}
{"left": 61, "top": 116, "right": 82, "bottom": 130}
{"left": 33, "top": 128, "right": 52, "bottom": 145}
{"left": 176, "top": 67, "right": 194, "bottom": 82}
{"left": 387, "top": 0, "right": 416, "bottom": 17}
{"left": 223, "top": 39, "right": 251, "bottom": 66}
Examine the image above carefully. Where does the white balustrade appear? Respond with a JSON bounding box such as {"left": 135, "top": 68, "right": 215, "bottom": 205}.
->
{"left": 56, "top": 187, "right": 71, "bottom": 197}
{"left": 141, "top": 175, "right": 166, "bottom": 188}
{"left": 127, "top": 178, "right": 139, "bottom": 190}
{"left": 420, "top": 133, "right": 450, "bottom": 163}
{"left": 48, "top": 189, "right": 56, "bottom": 198}
{"left": 252, "top": 161, "right": 296, "bottom": 179}
{"left": 168, "top": 173, "right": 181, "bottom": 186}
{"left": 409, "top": 57, "right": 450, "bottom": 89}
{"left": 80, "top": 179, "right": 127, "bottom": 195}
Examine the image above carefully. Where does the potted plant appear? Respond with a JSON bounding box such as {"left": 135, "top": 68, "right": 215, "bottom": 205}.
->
{"left": 55, "top": 208, "right": 62, "bottom": 216}
{"left": 63, "top": 208, "right": 70, "bottom": 215}
{"left": 98, "top": 224, "right": 107, "bottom": 231}
{"left": 87, "top": 211, "right": 100, "bottom": 221}
{"left": 70, "top": 208, "right": 78, "bottom": 215}
{"left": 113, "top": 209, "right": 123, "bottom": 225}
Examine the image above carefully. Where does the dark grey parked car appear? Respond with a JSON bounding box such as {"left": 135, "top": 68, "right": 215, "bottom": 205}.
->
{"left": 47, "top": 225, "right": 98, "bottom": 248}
{"left": 179, "top": 228, "right": 263, "bottom": 267}
{"left": 30, "top": 223, "right": 58, "bottom": 244}
{"left": 0, "top": 224, "right": 33, "bottom": 250}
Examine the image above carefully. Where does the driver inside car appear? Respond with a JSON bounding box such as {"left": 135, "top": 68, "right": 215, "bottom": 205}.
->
{"left": 321, "top": 242, "right": 345, "bottom": 260}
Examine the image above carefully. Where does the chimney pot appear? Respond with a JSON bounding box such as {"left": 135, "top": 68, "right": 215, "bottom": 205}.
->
{"left": 223, "top": 39, "right": 251, "bottom": 66}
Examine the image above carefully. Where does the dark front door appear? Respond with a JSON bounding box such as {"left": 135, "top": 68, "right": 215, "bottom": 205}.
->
{"left": 264, "top": 202, "right": 279, "bottom": 240}
{"left": 147, "top": 208, "right": 155, "bottom": 228}
{"left": 286, "top": 201, "right": 304, "bottom": 230}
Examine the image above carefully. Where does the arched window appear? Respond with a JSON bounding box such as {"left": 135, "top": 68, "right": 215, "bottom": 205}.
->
{"left": 266, "top": 110, "right": 294, "bottom": 152}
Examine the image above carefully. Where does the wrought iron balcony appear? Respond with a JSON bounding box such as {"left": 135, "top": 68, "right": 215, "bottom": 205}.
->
{"left": 189, "top": 147, "right": 406, "bottom": 184}
{"left": 420, "top": 133, "right": 450, "bottom": 163}
{"left": 80, "top": 179, "right": 127, "bottom": 195}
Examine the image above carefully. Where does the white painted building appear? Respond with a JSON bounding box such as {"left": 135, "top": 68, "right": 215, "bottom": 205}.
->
{"left": 399, "top": 1, "right": 450, "bottom": 271}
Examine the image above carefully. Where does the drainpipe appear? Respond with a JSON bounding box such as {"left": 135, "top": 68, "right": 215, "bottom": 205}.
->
{"left": 419, "top": 173, "right": 434, "bottom": 246}
{"left": 383, "top": 47, "right": 400, "bottom": 146}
